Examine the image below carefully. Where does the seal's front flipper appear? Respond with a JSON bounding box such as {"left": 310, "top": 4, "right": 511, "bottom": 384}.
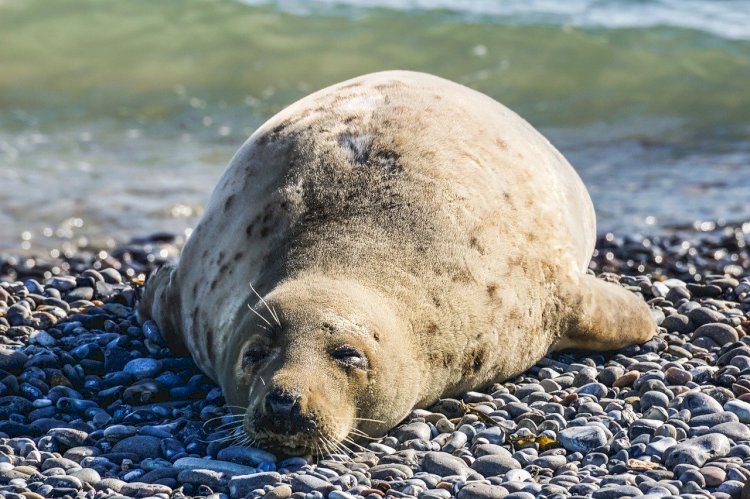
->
{"left": 553, "top": 274, "right": 656, "bottom": 352}
{"left": 137, "top": 263, "right": 188, "bottom": 355}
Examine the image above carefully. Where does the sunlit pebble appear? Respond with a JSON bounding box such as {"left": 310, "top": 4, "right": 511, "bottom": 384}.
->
{"left": 127, "top": 129, "right": 142, "bottom": 139}
{"left": 604, "top": 232, "right": 614, "bottom": 242}
{"left": 126, "top": 268, "right": 135, "bottom": 277}
{"left": 171, "top": 204, "right": 193, "bottom": 217}
{"left": 98, "top": 251, "right": 108, "bottom": 260}
{"left": 472, "top": 45, "right": 488, "bottom": 57}
{"left": 654, "top": 255, "right": 663, "bottom": 264}
{"left": 77, "top": 237, "right": 89, "bottom": 248}
{"left": 637, "top": 264, "right": 645, "bottom": 272}
{"left": 645, "top": 215, "right": 657, "bottom": 225}
{"left": 218, "top": 126, "right": 231, "bottom": 137}
{"left": 49, "top": 249, "right": 60, "bottom": 258}
{"left": 605, "top": 251, "right": 614, "bottom": 261}
{"left": 202, "top": 116, "right": 213, "bottom": 127}
{"left": 159, "top": 249, "right": 169, "bottom": 259}
{"left": 42, "top": 227, "right": 54, "bottom": 237}
{"left": 21, "top": 231, "right": 32, "bottom": 241}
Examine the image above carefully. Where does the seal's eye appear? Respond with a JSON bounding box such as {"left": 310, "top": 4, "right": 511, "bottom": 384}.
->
{"left": 242, "top": 345, "right": 270, "bottom": 370}
{"left": 331, "top": 345, "right": 369, "bottom": 369}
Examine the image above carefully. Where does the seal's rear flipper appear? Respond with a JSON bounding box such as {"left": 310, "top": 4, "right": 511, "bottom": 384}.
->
{"left": 553, "top": 274, "right": 656, "bottom": 352}
{"left": 137, "top": 264, "right": 188, "bottom": 355}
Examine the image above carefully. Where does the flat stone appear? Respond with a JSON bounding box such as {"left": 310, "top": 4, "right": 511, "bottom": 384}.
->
{"left": 291, "top": 474, "right": 335, "bottom": 493}
{"left": 678, "top": 392, "right": 723, "bottom": 416}
{"left": 422, "top": 452, "right": 473, "bottom": 478}
{"left": 700, "top": 465, "right": 726, "bottom": 487}
{"left": 613, "top": 371, "right": 640, "bottom": 388}
{"left": 664, "top": 433, "right": 731, "bottom": 468}
{"left": 119, "top": 482, "right": 173, "bottom": 497}
{"left": 123, "top": 358, "right": 162, "bottom": 379}
{"left": 229, "top": 472, "right": 283, "bottom": 497}
{"left": 457, "top": 482, "right": 510, "bottom": 499}
{"left": 471, "top": 454, "right": 521, "bottom": 477}
{"left": 592, "top": 485, "right": 643, "bottom": 498}
{"left": 111, "top": 435, "right": 162, "bottom": 460}
{"left": 177, "top": 468, "right": 224, "bottom": 489}
{"left": 69, "top": 468, "right": 101, "bottom": 484}
{"left": 173, "top": 457, "right": 256, "bottom": 476}
{"left": 395, "top": 422, "right": 432, "bottom": 442}
{"left": 692, "top": 323, "right": 739, "bottom": 346}
{"left": 724, "top": 399, "right": 750, "bottom": 423}
{"left": 216, "top": 446, "right": 276, "bottom": 466}
{"left": 558, "top": 425, "right": 607, "bottom": 453}
{"left": 708, "top": 421, "right": 750, "bottom": 441}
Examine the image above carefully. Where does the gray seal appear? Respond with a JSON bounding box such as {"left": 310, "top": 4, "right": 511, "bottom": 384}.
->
{"left": 139, "top": 70, "right": 655, "bottom": 455}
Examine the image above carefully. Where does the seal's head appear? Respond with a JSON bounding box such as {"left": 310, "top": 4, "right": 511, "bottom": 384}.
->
{"left": 217, "top": 274, "right": 421, "bottom": 456}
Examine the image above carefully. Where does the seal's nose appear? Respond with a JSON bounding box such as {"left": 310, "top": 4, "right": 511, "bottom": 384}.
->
{"left": 264, "top": 387, "right": 301, "bottom": 420}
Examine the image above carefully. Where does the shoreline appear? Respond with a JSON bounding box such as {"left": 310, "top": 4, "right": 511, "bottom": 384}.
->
{"left": 0, "top": 221, "right": 749, "bottom": 498}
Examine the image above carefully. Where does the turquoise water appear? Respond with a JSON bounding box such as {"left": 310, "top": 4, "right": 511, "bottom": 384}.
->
{"left": 1, "top": 0, "right": 749, "bottom": 254}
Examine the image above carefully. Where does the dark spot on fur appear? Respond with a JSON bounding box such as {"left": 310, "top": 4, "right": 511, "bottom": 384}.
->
{"left": 224, "top": 194, "right": 235, "bottom": 212}
{"left": 201, "top": 249, "right": 208, "bottom": 259}
{"left": 192, "top": 306, "right": 199, "bottom": 322}
{"left": 452, "top": 269, "right": 471, "bottom": 283}
{"left": 218, "top": 251, "right": 225, "bottom": 263}
{"left": 321, "top": 323, "right": 335, "bottom": 334}
{"left": 205, "top": 331, "right": 214, "bottom": 358}
{"left": 373, "top": 331, "right": 380, "bottom": 342}
{"left": 260, "top": 227, "right": 271, "bottom": 238}
{"left": 210, "top": 279, "right": 218, "bottom": 291}
{"left": 487, "top": 283, "right": 498, "bottom": 297}
{"left": 245, "top": 223, "right": 254, "bottom": 237}
{"left": 262, "top": 209, "right": 273, "bottom": 223}
{"left": 219, "top": 263, "right": 229, "bottom": 274}
{"left": 192, "top": 283, "right": 198, "bottom": 297}
{"left": 339, "top": 133, "right": 371, "bottom": 166}
{"left": 426, "top": 322, "right": 439, "bottom": 335}
{"left": 495, "top": 138, "right": 508, "bottom": 150}
{"left": 463, "top": 348, "right": 489, "bottom": 375}
{"left": 233, "top": 252, "right": 244, "bottom": 261}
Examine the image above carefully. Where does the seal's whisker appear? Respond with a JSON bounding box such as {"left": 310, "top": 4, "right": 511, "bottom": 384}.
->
{"left": 350, "top": 417, "right": 387, "bottom": 424}
{"left": 247, "top": 302, "right": 274, "bottom": 329}
{"left": 347, "top": 428, "right": 380, "bottom": 441}
{"left": 249, "top": 281, "right": 281, "bottom": 327}
{"left": 343, "top": 436, "right": 368, "bottom": 454}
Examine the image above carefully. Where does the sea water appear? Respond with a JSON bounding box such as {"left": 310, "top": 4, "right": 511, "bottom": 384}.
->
{"left": 1, "top": 0, "right": 749, "bottom": 254}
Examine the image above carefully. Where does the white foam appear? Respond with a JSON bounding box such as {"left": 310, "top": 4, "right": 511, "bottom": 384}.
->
{"left": 237, "top": 0, "right": 750, "bottom": 40}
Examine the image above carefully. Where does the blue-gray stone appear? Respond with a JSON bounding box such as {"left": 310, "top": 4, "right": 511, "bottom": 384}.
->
{"left": 123, "top": 358, "right": 162, "bottom": 379}
{"left": 558, "top": 425, "right": 607, "bottom": 453}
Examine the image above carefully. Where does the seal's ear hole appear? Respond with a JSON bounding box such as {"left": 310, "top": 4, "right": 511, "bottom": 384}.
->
{"left": 331, "top": 345, "right": 369, "bottom": 370}
{"left": 242, "top": 344, "right": 270, "bottom": 370}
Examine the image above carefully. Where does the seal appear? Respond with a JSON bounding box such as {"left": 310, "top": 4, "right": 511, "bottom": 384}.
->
{"left": 138, "top": 70, "right": 655, "bottom": 455}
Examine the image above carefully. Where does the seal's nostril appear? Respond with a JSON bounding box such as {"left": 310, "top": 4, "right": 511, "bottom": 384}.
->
{"left": 264, "top": 388, "right": 300, "bottom": 419}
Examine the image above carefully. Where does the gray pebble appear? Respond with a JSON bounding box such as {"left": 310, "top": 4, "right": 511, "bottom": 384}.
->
{"left": 664, "top": 433, "right": 731, "bottom": 468}
{"left": 558, "top": 425, "right": 607, "bottom": 453}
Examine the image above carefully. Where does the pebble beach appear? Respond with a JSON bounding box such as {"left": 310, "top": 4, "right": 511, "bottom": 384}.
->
{"left": 1, "top": 221, "right": 750, "bottom": 499}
